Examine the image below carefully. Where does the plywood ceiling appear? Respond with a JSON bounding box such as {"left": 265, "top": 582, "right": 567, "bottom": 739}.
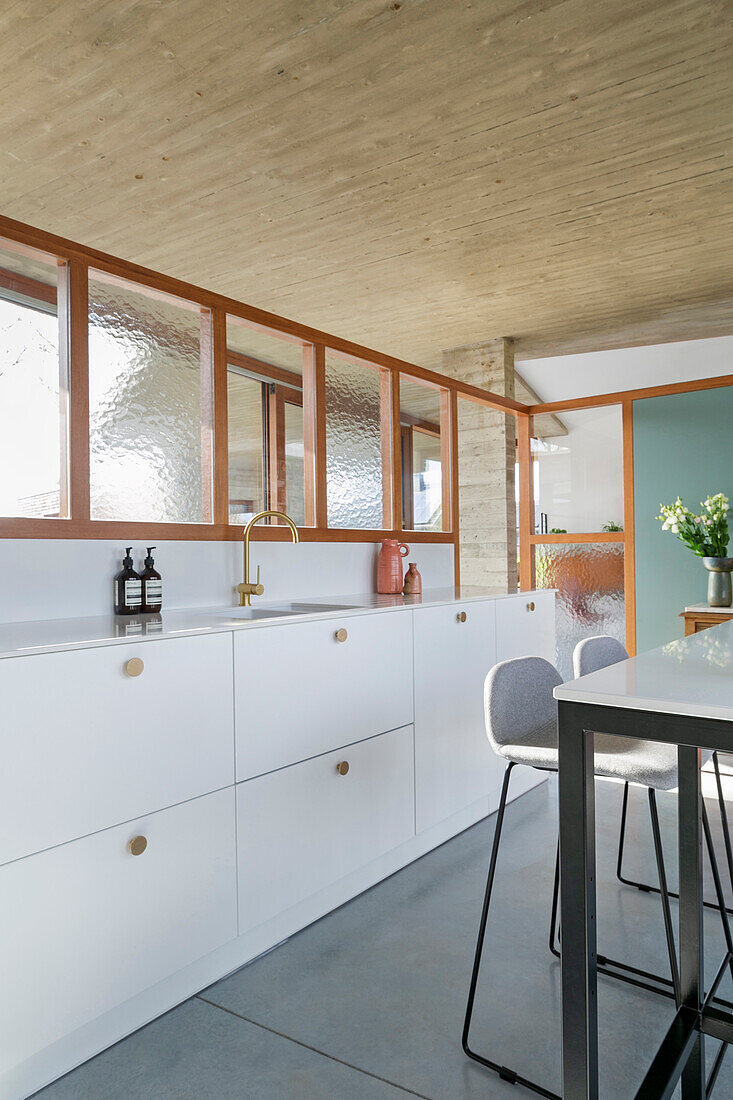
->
{"left": 2, "top": 0, "right": 731, "bottom": 368}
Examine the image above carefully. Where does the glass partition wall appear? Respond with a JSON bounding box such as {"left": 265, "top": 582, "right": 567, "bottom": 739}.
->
{"left": 3, "top": 215, "right": 722, "bottom": 667}
{"left": 0, "top": 222, "right": 471, "bottom": 552}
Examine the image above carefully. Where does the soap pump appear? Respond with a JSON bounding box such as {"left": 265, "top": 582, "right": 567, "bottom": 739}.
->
{"left": 140, "top": 546, "right": 163, "bottom": 613}
{"left": 114, "top": 548, "right": 142, "bottom": 615}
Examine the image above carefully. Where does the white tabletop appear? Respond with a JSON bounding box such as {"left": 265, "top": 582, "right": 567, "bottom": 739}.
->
{"left": 684, "top": 602, "right": 733, "bottom": 614}
{"left": 554, "top": 620, "right": 733, "bottom": 722}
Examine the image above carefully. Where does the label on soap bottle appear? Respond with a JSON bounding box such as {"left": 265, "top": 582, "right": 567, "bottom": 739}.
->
{"left": 144, "top": 580, "right": 162, "bottom": 605}
{"left": 124, "top": 579, "right": 142, "bottom": 609}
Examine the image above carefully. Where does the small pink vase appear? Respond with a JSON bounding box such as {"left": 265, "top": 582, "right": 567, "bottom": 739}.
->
{"left": 403, "top": 562, "right": 422, "bottom": 595}
{"left": 377, "top": 539, "right": 410, "bottom": 594}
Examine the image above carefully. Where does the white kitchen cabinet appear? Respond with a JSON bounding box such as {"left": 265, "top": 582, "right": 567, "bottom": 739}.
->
{"left": 0, "top": 632, "right": 235, "bottom": 865}
{"left": 236, "top": 725, "right": 415, "bottom": 932}
{"left": 413, "top": 600, "right": 501, "bottom": 833}
{"left": 234, "top": 611, "right": 413, "bottom": 779}
{"left": 1, "top": 592, "right": 556, "bottom": 1100}
{"left": 0, "top": 787, "right": 237, "bottom": 1076}
{"left": 494, "top": 590, "right": 555, "bottom": 665}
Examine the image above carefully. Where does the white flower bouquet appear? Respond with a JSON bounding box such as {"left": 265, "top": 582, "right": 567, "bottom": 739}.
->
{"left": 658, "top": 493, "right": 730, "bottom": 558}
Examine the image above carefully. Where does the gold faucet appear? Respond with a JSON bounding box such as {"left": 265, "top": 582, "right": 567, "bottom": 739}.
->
{"left": 238, "top": 510, "right": 300, "bottom": 606}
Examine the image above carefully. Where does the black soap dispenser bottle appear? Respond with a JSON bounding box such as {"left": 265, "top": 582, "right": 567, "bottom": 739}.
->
{"left": 114, "top": 548, "right": 142, "bottom": 615}
{"left": 140, "top": 546, "right": 163, "bottom": 613}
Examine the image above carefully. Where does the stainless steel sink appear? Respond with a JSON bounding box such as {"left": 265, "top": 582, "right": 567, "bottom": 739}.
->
{"left": 221, "top": 607, "right": 303, "bottom": 620}
{"left": 219, "top": 602, "right": 359, "bottom": 621}
{"left": 281, "top": 602, "right": 360, "bottom": 613}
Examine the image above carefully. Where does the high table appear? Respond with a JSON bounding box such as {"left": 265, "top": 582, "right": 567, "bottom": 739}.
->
{"left": 554, "top": 624, "right": 733, "bottom": 1099}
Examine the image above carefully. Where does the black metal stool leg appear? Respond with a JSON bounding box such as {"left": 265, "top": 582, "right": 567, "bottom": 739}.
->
{"left": 616, "top": 780, "right": 631, "bottom": 885}
{"left": 463, "top": 762, "right": 560, "bottom": 1099}
{"left": 617, "top": 755, "right": 733, "bottom": 916}
{"left": 700, "top": 801, "right": 732, "bottom": 1097}
{"left": 548, "top": 841, "right": 560, "bottom": 960}
{"left": 713, "top": 752, "right": 733, "bottom": 899}
{"left": 648, "top": 787, "right": 681, "bottom": 1005}
{"left": 702, "top": 801, "right": 733, "bottom": 980}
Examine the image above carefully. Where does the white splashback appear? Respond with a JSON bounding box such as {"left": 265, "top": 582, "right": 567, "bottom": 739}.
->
{"left": 0, "top": 538, "right": 454, "bottom": 623}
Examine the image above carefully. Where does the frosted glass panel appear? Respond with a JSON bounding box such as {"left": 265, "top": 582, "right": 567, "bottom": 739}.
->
{"left": 535, "top": 542, "right": 625, "bottom": 679}
{"left": 228, "top": 369, "right": 265, "bottom": 524}
{"left": 325, "top": 355, "right": 385, "bottom": 529}
{"left": 400, "top": 376, "right": 444, "bottom": 531}
{"left": 533, "top": 405, "right": 622, "bottom": 534}
{"left": 89, "top": 273, "right": 210, "bottom": 523}
{"left": 0, "top": 242, "right": 67, "bottom": 518}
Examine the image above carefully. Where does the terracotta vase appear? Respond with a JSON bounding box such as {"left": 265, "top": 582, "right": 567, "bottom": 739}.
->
{"left": 377, "top": 539, "right": 410, "bottom": 594}
{"left": 403, "top": 562, "right": 422, "bottom": 596}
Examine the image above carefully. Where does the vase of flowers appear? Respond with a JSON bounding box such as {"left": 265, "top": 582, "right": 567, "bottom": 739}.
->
{"left": 658, "top": 493, "right": 733, "bottom": 607}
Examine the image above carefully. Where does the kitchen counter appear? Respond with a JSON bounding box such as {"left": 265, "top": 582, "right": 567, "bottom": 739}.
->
{"left": 0, "top": 586, "right": 546, "bottom": 660}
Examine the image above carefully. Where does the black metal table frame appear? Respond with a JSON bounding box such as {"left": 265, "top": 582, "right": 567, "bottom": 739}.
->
{"left": 558, "top": 699, "right": 733, "bottom": 1100}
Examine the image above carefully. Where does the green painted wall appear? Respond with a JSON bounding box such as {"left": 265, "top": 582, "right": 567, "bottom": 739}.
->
{"left": 634, "top": 387, "right": 733, "bottom": 652}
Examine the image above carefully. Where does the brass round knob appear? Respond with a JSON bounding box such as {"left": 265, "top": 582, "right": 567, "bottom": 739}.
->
{"left": 457, "top": 611, "right": 467, "bottom": 623}
{"left": 334, "top": 628, "right": 348, "bottom": 643}
{"left": 526, "top": 602, "right": 536, "bottom": 612}
{"left": 128, "top": 835, "right": 148, "bottom": 856}
{"left": 335, "top": 761, "right": 350, "bottom": 776}
{"left": 125, "top": 657, "right": 144, "bottom": 677}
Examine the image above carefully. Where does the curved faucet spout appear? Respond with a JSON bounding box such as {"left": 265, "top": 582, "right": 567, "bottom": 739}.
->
{"left": 238, "top": 510, "right": 300, "bottom": 606}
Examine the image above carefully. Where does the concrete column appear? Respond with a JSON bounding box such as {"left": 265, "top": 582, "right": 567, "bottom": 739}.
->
{"left": 441, "top": 338, "right": 517, "bottom": 591}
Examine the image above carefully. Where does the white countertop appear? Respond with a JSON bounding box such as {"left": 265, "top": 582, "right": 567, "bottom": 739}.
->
{"left": 0, "top": 586, "right": 541, "bottom": 660}
{"left": 555, "top": 620, "right": 733, "bottom": 722}
{"left": 684, "top": 603, "right": 733, "bottom": 614}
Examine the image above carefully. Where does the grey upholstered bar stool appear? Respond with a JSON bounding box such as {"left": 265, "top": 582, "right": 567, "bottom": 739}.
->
{"left": 574, "top": 635, "right": 733, "bottom": 919}
{"left": 462, "top": 655, "right": 733, "bottom": 1100}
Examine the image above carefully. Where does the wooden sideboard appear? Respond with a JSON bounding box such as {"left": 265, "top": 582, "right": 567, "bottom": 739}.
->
{"left": 680, "top": 603, "right": 733, "bottom": 636}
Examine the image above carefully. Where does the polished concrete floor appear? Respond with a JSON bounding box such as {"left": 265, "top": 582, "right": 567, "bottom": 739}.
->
{"left": 36, "top": 774, "right": 733, "bottom": 1099}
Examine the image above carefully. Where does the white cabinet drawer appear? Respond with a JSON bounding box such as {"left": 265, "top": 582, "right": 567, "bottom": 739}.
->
{"left": 237, "top": 725, "right": 415, "bottom": 932}
{"left": 494, "top": 591, "right": 556, "bottom": 665}
{"left": 0, "top": 632, "right": 234, "bottom": 865}
{"left": 0, "top": 787, "right": 237, "bottom": 1075}
{"left": 234, "top": 611, "right": 413, "bottom": 779}
{"left": 413, "top": 600, "right": 500, "bottom": 833}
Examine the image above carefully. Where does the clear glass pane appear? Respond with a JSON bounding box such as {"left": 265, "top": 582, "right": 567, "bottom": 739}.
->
{"left": 400, "top": 376, "right": 444, "bottom": 531}
{"left": 226, "top": 316, "right": 306, "bottom": 379}
{"left": 89, "top": 272, "right": 211, "bottom": 523}
{"left": 325, "top": 354, "right": 387, "bottom": 529}
{"left": 284, "top": 399, "right": 305, "bottom": 526}
{"left": 534, "top": 542, "right": 625, "bottom": 679}
{"left": 228, "top": 369, "right": 265, "bottom": 524}
{"left": 0, "top": 241, "right": 67, "bottom": 518}
{"left": 533, "top": 405, "right": 623, "bottom": 534}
